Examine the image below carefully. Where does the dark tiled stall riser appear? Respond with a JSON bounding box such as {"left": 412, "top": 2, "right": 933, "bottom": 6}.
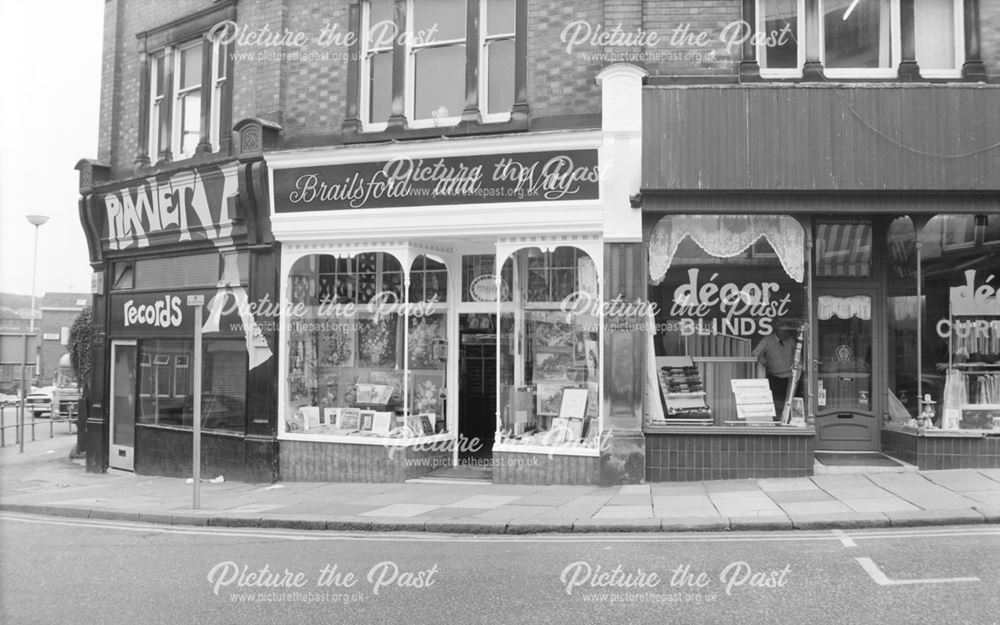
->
{"left": 645, "top": 433, "right": 815, "bottom": 482}
{"left": 492, "top": 452, "right": 599, "bottom": 485}
{"left": 280, "top": 441, "right": 452, "bottom": 482}
{"left": 135, "top": 426, "right": 278, "bottom": 483}
{"left": 882, "top": 430, "right": 1000, "bottom": 470}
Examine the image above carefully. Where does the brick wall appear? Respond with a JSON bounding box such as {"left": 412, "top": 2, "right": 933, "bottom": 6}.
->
{"left": 527, "top": 0, "right": 603, "bottom": 121}
{"left": 642, "top": 0, "right": 741, "bottom": 76}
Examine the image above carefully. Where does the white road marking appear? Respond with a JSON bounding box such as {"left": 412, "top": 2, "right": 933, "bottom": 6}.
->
{"left": 856, "top": 557, "right": 980, "bottom": 586}
{"left": 832, "top": 529, "right": 856, "bottom": 547}
{"left": 3, "top": 512, "right": 1000, "bottom": 545}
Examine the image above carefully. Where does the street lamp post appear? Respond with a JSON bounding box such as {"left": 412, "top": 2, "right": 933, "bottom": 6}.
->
{"left": 20, "top": 214, "right": 48, "bottom": 453}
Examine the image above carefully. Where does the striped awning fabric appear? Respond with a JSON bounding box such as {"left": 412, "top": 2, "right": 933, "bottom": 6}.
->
{"left": 816, "top": 222, "right": 872, "bottom": 278}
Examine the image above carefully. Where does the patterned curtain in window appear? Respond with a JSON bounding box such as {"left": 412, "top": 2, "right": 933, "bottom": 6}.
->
{"left": 648, "top": 214, "right": 805, "bottom": 284}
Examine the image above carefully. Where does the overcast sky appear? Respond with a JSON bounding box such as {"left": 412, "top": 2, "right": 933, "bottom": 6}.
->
{"left": 0, "top": 1, "right": 103, "bottom": 298}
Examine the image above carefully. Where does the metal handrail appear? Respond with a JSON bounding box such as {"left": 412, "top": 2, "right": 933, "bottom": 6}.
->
{"left": 0, "top": 407, "right": 78, "bottom": 448}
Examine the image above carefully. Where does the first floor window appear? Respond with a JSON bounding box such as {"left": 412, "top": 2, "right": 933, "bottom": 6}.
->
{"left": 756, "top": 0, "right": 964, "bottom": 77}
{"left": 359, "top": 0, "right": 517, "bottom": 129}
{"left": 147, "top": 36, "right": 229, "bottom": 161}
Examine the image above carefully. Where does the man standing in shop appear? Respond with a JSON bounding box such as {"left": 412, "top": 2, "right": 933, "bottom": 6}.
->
{"left": 752, "top": 320, "right": 800, "bottom": 420}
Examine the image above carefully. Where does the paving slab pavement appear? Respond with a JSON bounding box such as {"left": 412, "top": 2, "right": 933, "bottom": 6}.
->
{"left": 3, "top": 438, "right": 1000, "bottom": 533}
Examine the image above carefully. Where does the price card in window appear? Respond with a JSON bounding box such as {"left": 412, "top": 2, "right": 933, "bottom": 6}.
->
{"left": 730, "top": 379, "right": 776, "bottom": 422}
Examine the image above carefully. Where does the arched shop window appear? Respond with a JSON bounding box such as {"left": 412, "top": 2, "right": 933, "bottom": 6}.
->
{"left": 283, "top": 251, "right": 450, "bottom": 438}
{"left": 497, "top": 246, "right": 601, "bottom": 449}
{"left": 920, "top": 213, "right": 1000, "bottom": 431}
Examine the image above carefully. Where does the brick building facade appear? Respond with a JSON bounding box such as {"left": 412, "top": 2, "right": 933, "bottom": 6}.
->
{"left": 79, "top": 0, "right": 999, "bottom": 484}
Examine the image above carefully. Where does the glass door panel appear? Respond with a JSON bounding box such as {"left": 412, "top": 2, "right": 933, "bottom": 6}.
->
{"left": 110, "top": 342, "right": 137, "bottom": 471}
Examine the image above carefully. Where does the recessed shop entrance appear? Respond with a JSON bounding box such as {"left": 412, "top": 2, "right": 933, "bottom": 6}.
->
{"left": 108, "top": 341, "right": 137, "bottom": 471}
{"left": 812, "top": 287, "right": 881, "bottom": 451}
{"left": 458, "top": 314, "right": 497, "bottom": 463}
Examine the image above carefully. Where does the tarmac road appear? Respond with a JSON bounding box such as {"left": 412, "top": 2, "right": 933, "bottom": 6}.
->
{"left": 2, "top": 514, "right": 999, "bottom": 625}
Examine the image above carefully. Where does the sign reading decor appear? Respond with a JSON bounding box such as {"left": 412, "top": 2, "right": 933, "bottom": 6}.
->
{"left": 272, "top": 150, "right": 600, "bottom": 212}
{"left": 97, "top": 163, "right": 239, "bottom": 251}
{"left": 110, "top": 290, "right": 244, "bottom": 338}
{"left": 663, "top": 267, "right": 803, "bottom": 337}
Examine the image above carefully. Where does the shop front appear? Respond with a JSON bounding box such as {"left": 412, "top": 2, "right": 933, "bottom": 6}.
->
{"left": 77, "top": 153, "right": 281, "bottom": 482}
{"left": 266, "top": 133, "right": 620, "bottom": 484}
{"left": 640, "top": 83, "right": 1000, "bottom": 480}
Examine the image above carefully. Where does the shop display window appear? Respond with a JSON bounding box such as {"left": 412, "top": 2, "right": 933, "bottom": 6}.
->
{"left": 921, "top": 214, "right": 1000, "bottom": 431}
{"left": 136, "top": 339, "right": 247, "bottom": 432}
{"left": 647, "top": 215, "right": 807, "bottom": 426}
{"left": 284, "top": 252, "right": 450, "bottom": 438}
{"left": 497, "top": 247, "right": 601, "bottom": 449}
{"left": 886, "top": 216, "right": 919, "bottom": 420}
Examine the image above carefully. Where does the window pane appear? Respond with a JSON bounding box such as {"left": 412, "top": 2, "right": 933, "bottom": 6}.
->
{"left": 486, "top": 0, "right": 515, "bottom": 35}
{"left": 179, "top": 92, "right": 201, "bottom": 156}
{"left": 815, "top": 222, "right": 873, "bottom": 278}
{"left": 368, "top": 0, "right": 395, "bottom": 46}
{"left": 180, "top": 44, "right": 202, "bottom": 89}
{"left": 760, "top": 0, "right": 799, "bottom": 69}
{"left": 413, "top": 0, "right": 465, "bottom": 41}
{"left": 154, "top": 55, "right": 165, "bottom": 96}
{"left": 823, "top": 0, "right": 892, "bottom": 69}
{"left": 368, "top": 51, "right": 392, "bottom": 123}
{"left": 414, "top": 45, "right": 465, "bottom": 120}
{"left": 486, "top": 38, "right": 514, "bottom": 115}
{"left": 215, "top": 42, "right": 227, "bottom": 79}
{"left": 915, "top": 0, "right": 956, "bottom": 70}
{"left": 157, "top": 102, "right": 170, "bottom": 154}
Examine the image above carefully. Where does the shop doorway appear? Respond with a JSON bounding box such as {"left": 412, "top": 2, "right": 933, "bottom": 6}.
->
{"left": 812, "top": 286, "right": 881, "bottom": 451}
{"left": 109, "top": 341, "right": 137, "bottom": 471}
{"left": 458, "top": 314, "right": 497, "bottom": 463}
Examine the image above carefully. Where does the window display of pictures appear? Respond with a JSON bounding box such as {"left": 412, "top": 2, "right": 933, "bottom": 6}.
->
{"left": 284, "top": 251, "right": 451, "bottom": 439}
{"left": 339, "top": 408, "right": 361, "bottom": 431}
{"left": 372, "top": 411, "right": 393, "bottom": 434}
{"left": 558, "top": 387, "right": 589, "bottom": 420}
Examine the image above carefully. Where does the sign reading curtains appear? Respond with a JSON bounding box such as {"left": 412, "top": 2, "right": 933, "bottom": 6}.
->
{"left": 283, "top": 250, "right": 450, "bottom": 438}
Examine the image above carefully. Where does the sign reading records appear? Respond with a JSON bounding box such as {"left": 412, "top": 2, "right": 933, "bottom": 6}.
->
{"left": 272, "top": 150, "right": 600, "bottom": 212}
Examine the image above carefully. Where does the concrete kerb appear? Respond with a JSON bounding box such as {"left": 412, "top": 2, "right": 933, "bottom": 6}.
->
{"left": 2, "top": 502, "right": 997, "bottom": 533}
{"left": 788, "top": 512, "right": 890, "bottom": 530}
{"left": 883, "top": 508, "right": 987, "bottom": 527}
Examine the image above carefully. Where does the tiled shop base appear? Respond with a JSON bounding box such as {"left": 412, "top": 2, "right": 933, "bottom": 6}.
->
{"left": 645, "top": 432, "right": 815, "bottom": 482}
{"left": 280, "top": 441, "right": 452, "bottom": 482}
{"left": 882, "top": 429, "right": 1000, "bottom": 470}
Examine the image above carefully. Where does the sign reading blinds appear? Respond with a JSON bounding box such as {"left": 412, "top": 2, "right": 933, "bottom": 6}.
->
{"left": 272, "top": 150, "right": 600, "bottom": 212}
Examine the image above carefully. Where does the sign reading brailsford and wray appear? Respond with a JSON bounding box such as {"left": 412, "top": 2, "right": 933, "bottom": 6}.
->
{"left": 272, "top": 150, "right": 600, "bottom": 212}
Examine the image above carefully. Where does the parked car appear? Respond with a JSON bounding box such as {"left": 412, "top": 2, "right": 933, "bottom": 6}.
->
{"left": 0, "top": 393, "right": 19, "bottom": 407}
{"left": 24, "top": 387, "right": 56, "bottom": 418}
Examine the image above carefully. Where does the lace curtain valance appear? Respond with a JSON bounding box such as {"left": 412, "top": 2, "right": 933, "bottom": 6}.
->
{"left": 817, "top": 295, "right": 872, "bottom": 321}
{"left": 648, "top": 215, "right": 805, "bottom": 284}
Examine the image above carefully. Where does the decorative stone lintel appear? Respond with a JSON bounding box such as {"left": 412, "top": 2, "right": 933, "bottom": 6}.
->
{"left": 233, "top": 117, "right": 282, "bottom": 160}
